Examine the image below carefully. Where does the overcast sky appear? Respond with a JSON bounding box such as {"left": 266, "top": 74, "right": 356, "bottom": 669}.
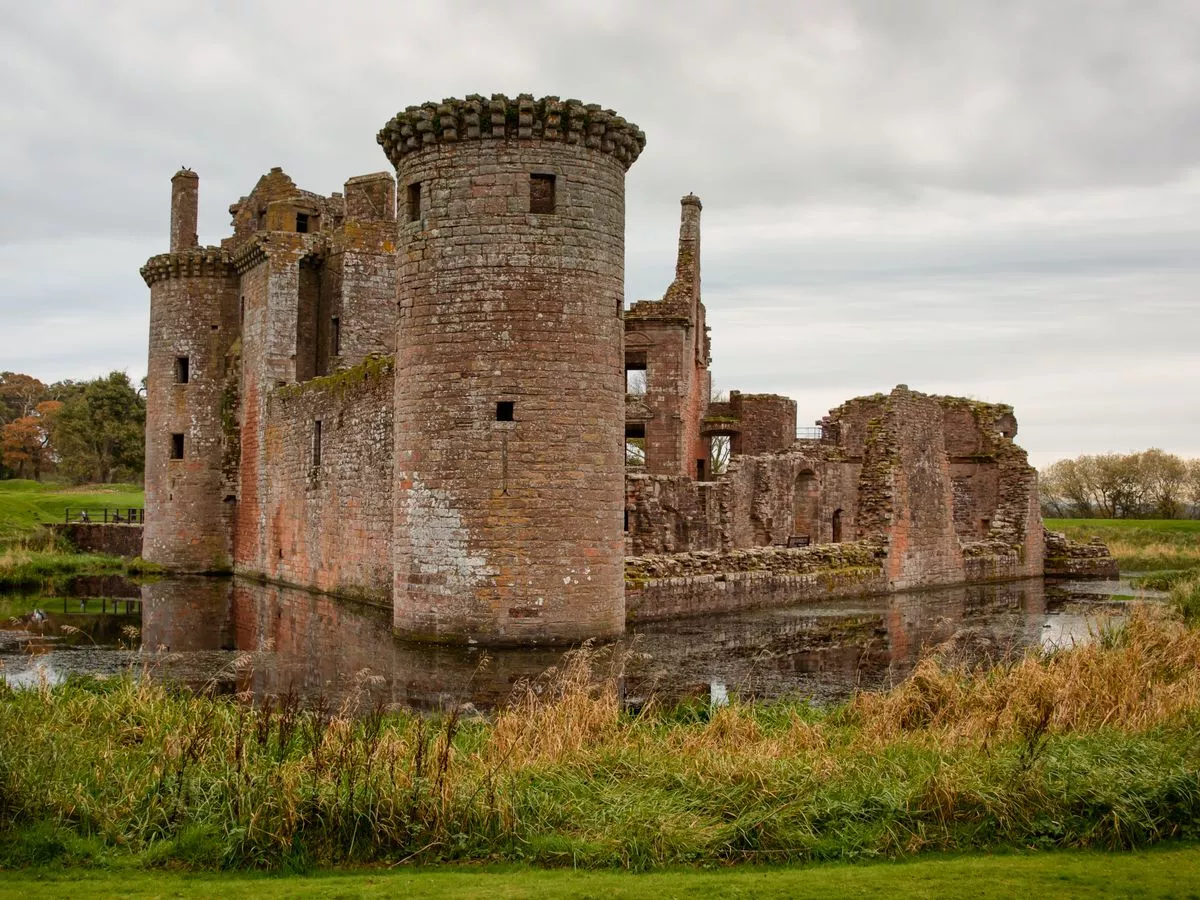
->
{"left": 1, "top": 0, "right": 1197, "bottom": 467}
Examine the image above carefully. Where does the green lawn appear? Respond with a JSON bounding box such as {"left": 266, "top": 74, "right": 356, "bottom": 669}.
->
{"left": 0, "top": 480, "right": 144, "bottom": 544}
{"left": 1045, "top": 518, "right": 1200, "bottom": 572}
{"left": 5, "top": 846, "right": 1200, "bottom": 898}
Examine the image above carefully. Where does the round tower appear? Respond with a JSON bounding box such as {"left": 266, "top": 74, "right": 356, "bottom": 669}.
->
{"left": 141, "top": 169, "right": 238, "bottom": 571}
{"left": 378, "top": 94, "right": 645, "bottom": 645}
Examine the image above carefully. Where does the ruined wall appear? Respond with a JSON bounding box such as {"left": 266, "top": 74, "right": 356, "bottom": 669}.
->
{"left": 626, "top": 450, "right": 861, "bottom": 555}
{"left": 824, "top": 387, "right": 1043, "bottom": 589}
{"left": 629, "top": 385, "right": 1044, "bottom": 593}
{"left": 727, "top": 391, "right": 796, "bottom": 456}
{"left": 383, "top": 95, "right": 645, "bottom": 644}
{"left": 331, "top": 173, "right": 398, "bottom": 366}
{"left": 624, "top": 195, "right": 710, "bottom": 478}
{"left": 252, "top": 358, "right": 396, "bottom": 603}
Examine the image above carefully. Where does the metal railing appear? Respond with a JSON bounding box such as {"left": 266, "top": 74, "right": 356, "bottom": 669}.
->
{"left": 63, "top": 507, "right": 145, "bottom": 525}
{"left": 796, "top": 426, "right": 824, "bottom": 441}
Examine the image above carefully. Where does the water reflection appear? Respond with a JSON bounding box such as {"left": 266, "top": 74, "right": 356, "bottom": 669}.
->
{"left": 1, "top": 575, "right": 1144, "bottom": 709}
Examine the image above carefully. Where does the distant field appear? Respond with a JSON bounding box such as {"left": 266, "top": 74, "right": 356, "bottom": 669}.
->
{"left": 1045, "top": 518, "right": 1200, "bottom": 571}
{"left": 0, "top": 480, "right": 144, "bottom": 544}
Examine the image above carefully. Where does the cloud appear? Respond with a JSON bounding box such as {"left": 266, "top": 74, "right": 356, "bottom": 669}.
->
{"left": 1, "top": 0, "right": 1198, "bottom": 464}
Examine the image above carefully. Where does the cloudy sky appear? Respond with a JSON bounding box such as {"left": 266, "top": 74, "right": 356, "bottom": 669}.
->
{"left": 2, "top": 0, "right": 1197, "bottom": 466}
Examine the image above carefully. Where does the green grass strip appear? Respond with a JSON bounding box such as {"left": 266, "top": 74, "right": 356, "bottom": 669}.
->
{"left": 4, "top": 845, "right": 1200, "bottom": 898}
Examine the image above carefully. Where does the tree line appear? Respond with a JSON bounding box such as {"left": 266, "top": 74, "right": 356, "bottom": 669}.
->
{"left": 1040, "top": 449, "right": 1200, "bottom": 519}
{"left": 0, "top": 371, "right": 145, "bottom": 484}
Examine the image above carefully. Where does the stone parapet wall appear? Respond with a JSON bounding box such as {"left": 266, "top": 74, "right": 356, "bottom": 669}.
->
{"left": 378, "top": 94, "right": 646, "bottom": 169}
{"left": 52, "top": 523, "right": 144, "bottom": 558}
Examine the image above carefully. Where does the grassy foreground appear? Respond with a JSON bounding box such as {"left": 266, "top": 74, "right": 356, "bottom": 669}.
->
{"left": 0, "top": 479, "right": 144, "bottom": 545}
{"left": 4, "top": 845, "right": 1200, "bottom": 898}
{"left": 4, "top": 608, "right": 1200, "bottom": 872}
{"left": 1045, "top": 517, "right": 1200, "bottom": 572}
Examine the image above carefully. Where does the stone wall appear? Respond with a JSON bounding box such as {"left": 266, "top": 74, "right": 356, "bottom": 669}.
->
{"left": 1043, "top": 529, "right": 1120, "bottom": 578}
{"left": 53, "top": 523, "right": 144, "bottom": 558}
{"left": 244, "top": 357, "right": 396, "bottom": 603}
{"left": 386, "top": 96, "right": 642, "bottom": 644}
{"left": 627, "top": 567, "right": 887, "bottom": 623}
{"left": 727, "top": 391, "right": 796, "bottom": 456}
{"left": 626, "top": 449, "right": 861, "bottom": 555}
{"left": 141, "top": 247, "right": 239, "bottom": 572}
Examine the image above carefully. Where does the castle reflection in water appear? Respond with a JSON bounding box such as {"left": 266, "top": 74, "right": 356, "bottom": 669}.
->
{"left": 123, "top": 575, "right": 1102, "bottom": 711}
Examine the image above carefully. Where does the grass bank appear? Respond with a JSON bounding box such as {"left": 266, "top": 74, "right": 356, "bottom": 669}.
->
{"left": 0, "top": 480, "right": 143, "bottom": 545}
{"left": 4, "top": 845, "right": 1200, "bottom": 898}
{"left": 0, "top": 545, "right": 161, "bottom": 592}
{"left": 1044, "top": 518, "right": 1200, "bottom": 572}
{"left": 3, "top": 608, "right": 1200, "bottom": 872}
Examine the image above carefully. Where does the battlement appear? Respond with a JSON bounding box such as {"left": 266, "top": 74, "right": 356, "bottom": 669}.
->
{"left": 140, "top": 247, "right": 231, "bottom": 286}
{"left": 377, "top": 94, "right": 646, "bottom": 170}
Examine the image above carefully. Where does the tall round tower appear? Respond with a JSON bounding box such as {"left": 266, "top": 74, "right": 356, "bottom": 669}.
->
{"left": 378, "top": 94, "right": 645, "bottom": 645}
{"left": 140, "top": 169, "right": 238, "bottom": 571}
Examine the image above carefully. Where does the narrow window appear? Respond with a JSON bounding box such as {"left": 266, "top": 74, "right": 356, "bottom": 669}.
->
{"left": 496, "top": 401, "right": 514, "bottom": 422}
{"left": 239, "top": 296, "right": 245, "bottom": 325}
{"left": 170, "top": 433, "right": 185, "bottom": 460}
{"left": 530, "top": 173, "right": 556, "bottom": 214}
{"left": 296, "top": 212, "right": 309, "bottom": 233}
{"left": 331, "top": 316, "right": 341, "bottom": 356}
{"left": 174, "top": 356, "right": 189, "bottom": 384}
{"left": 312, "top": 420, "right": 322, "bottom": 467}
{"left": 407, "top": 182, "right": 421, "bottom": 222}
{"left": 697, "top": 458, "right": 707, "bottom": 481}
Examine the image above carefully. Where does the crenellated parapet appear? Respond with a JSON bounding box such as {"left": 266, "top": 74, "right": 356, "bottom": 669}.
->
{"left": 140, "top": 247, "right": 232, "bottom": 287}
{"left": 377, "top": 94, "right": 646, "bottom": 170}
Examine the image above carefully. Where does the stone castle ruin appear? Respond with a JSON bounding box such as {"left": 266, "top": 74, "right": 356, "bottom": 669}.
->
{"left": 141, "top": 93, "right": 1104, "bottom": 646}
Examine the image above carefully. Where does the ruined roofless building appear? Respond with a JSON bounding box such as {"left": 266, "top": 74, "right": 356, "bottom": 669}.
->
{"left": 142, "top": 95, "right": 646, "bottom": 645}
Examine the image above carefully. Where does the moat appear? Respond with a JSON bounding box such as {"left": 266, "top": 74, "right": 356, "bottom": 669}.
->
{"left": 0, "top": 576, "right": 1150, "bottom": 711}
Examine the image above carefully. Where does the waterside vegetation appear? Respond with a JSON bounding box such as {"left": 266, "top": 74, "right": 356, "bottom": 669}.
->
{"left": 3, "top": 606, "right": 1200, "bottom": 872}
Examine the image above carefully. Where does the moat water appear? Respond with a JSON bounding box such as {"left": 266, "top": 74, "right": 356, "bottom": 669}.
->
{"left": 0, "top": 574, "right": 1156, "bottom": 711}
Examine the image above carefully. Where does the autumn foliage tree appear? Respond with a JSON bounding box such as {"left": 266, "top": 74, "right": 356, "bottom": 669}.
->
{"left": 0, "top": 370, "right": 145, "bottom": 484}
{"left": 1, "top": 400, "right": 62, "bottom": 480}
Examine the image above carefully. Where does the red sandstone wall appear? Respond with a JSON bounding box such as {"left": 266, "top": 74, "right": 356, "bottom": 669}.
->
{"left": 728, "top": 392, "right": 797, "bottom": 456}
{"left": 143, "top": 261, "right": 238, "bottom": 571}
{"left": 387, "top": 100, "right": 640, "bottom": 645}
{"left": 254, "top": 361, "right": 395, "bottom": 602}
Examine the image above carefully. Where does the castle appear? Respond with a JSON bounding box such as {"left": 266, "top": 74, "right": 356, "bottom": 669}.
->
{"left": 141, "top": 94, "right": 1056, "bottom": 647}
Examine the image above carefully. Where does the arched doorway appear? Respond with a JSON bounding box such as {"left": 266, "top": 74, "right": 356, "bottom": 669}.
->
{"left": 792, "top": 470, "right": 818, "bottom": 541}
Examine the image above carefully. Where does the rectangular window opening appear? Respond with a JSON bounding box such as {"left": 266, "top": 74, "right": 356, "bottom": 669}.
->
{"left": 496, "top": 401, "right": 514, "bottom": 422}
{"left": 312, "top": 420, "right": 323, "bottom": 467}
{"left": 407, "top": 182, "right": 421, "bottom": 222}
{"left": 530, "top": 173, "right": 556, "bottom": 214}
{"left": 174, "top": 356, "right": 190, "bottom": 384}
{"left": 697, "top": 458, "right": 707, "bottom": 481}
{"left": 170, "top": 433, "right": 185, "bottom": 460}
{"left": 296, "top": 212, "right": 309, "bottom": 233}
{"left": 331, "top": 316, "right": 341, "bottom": 356}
